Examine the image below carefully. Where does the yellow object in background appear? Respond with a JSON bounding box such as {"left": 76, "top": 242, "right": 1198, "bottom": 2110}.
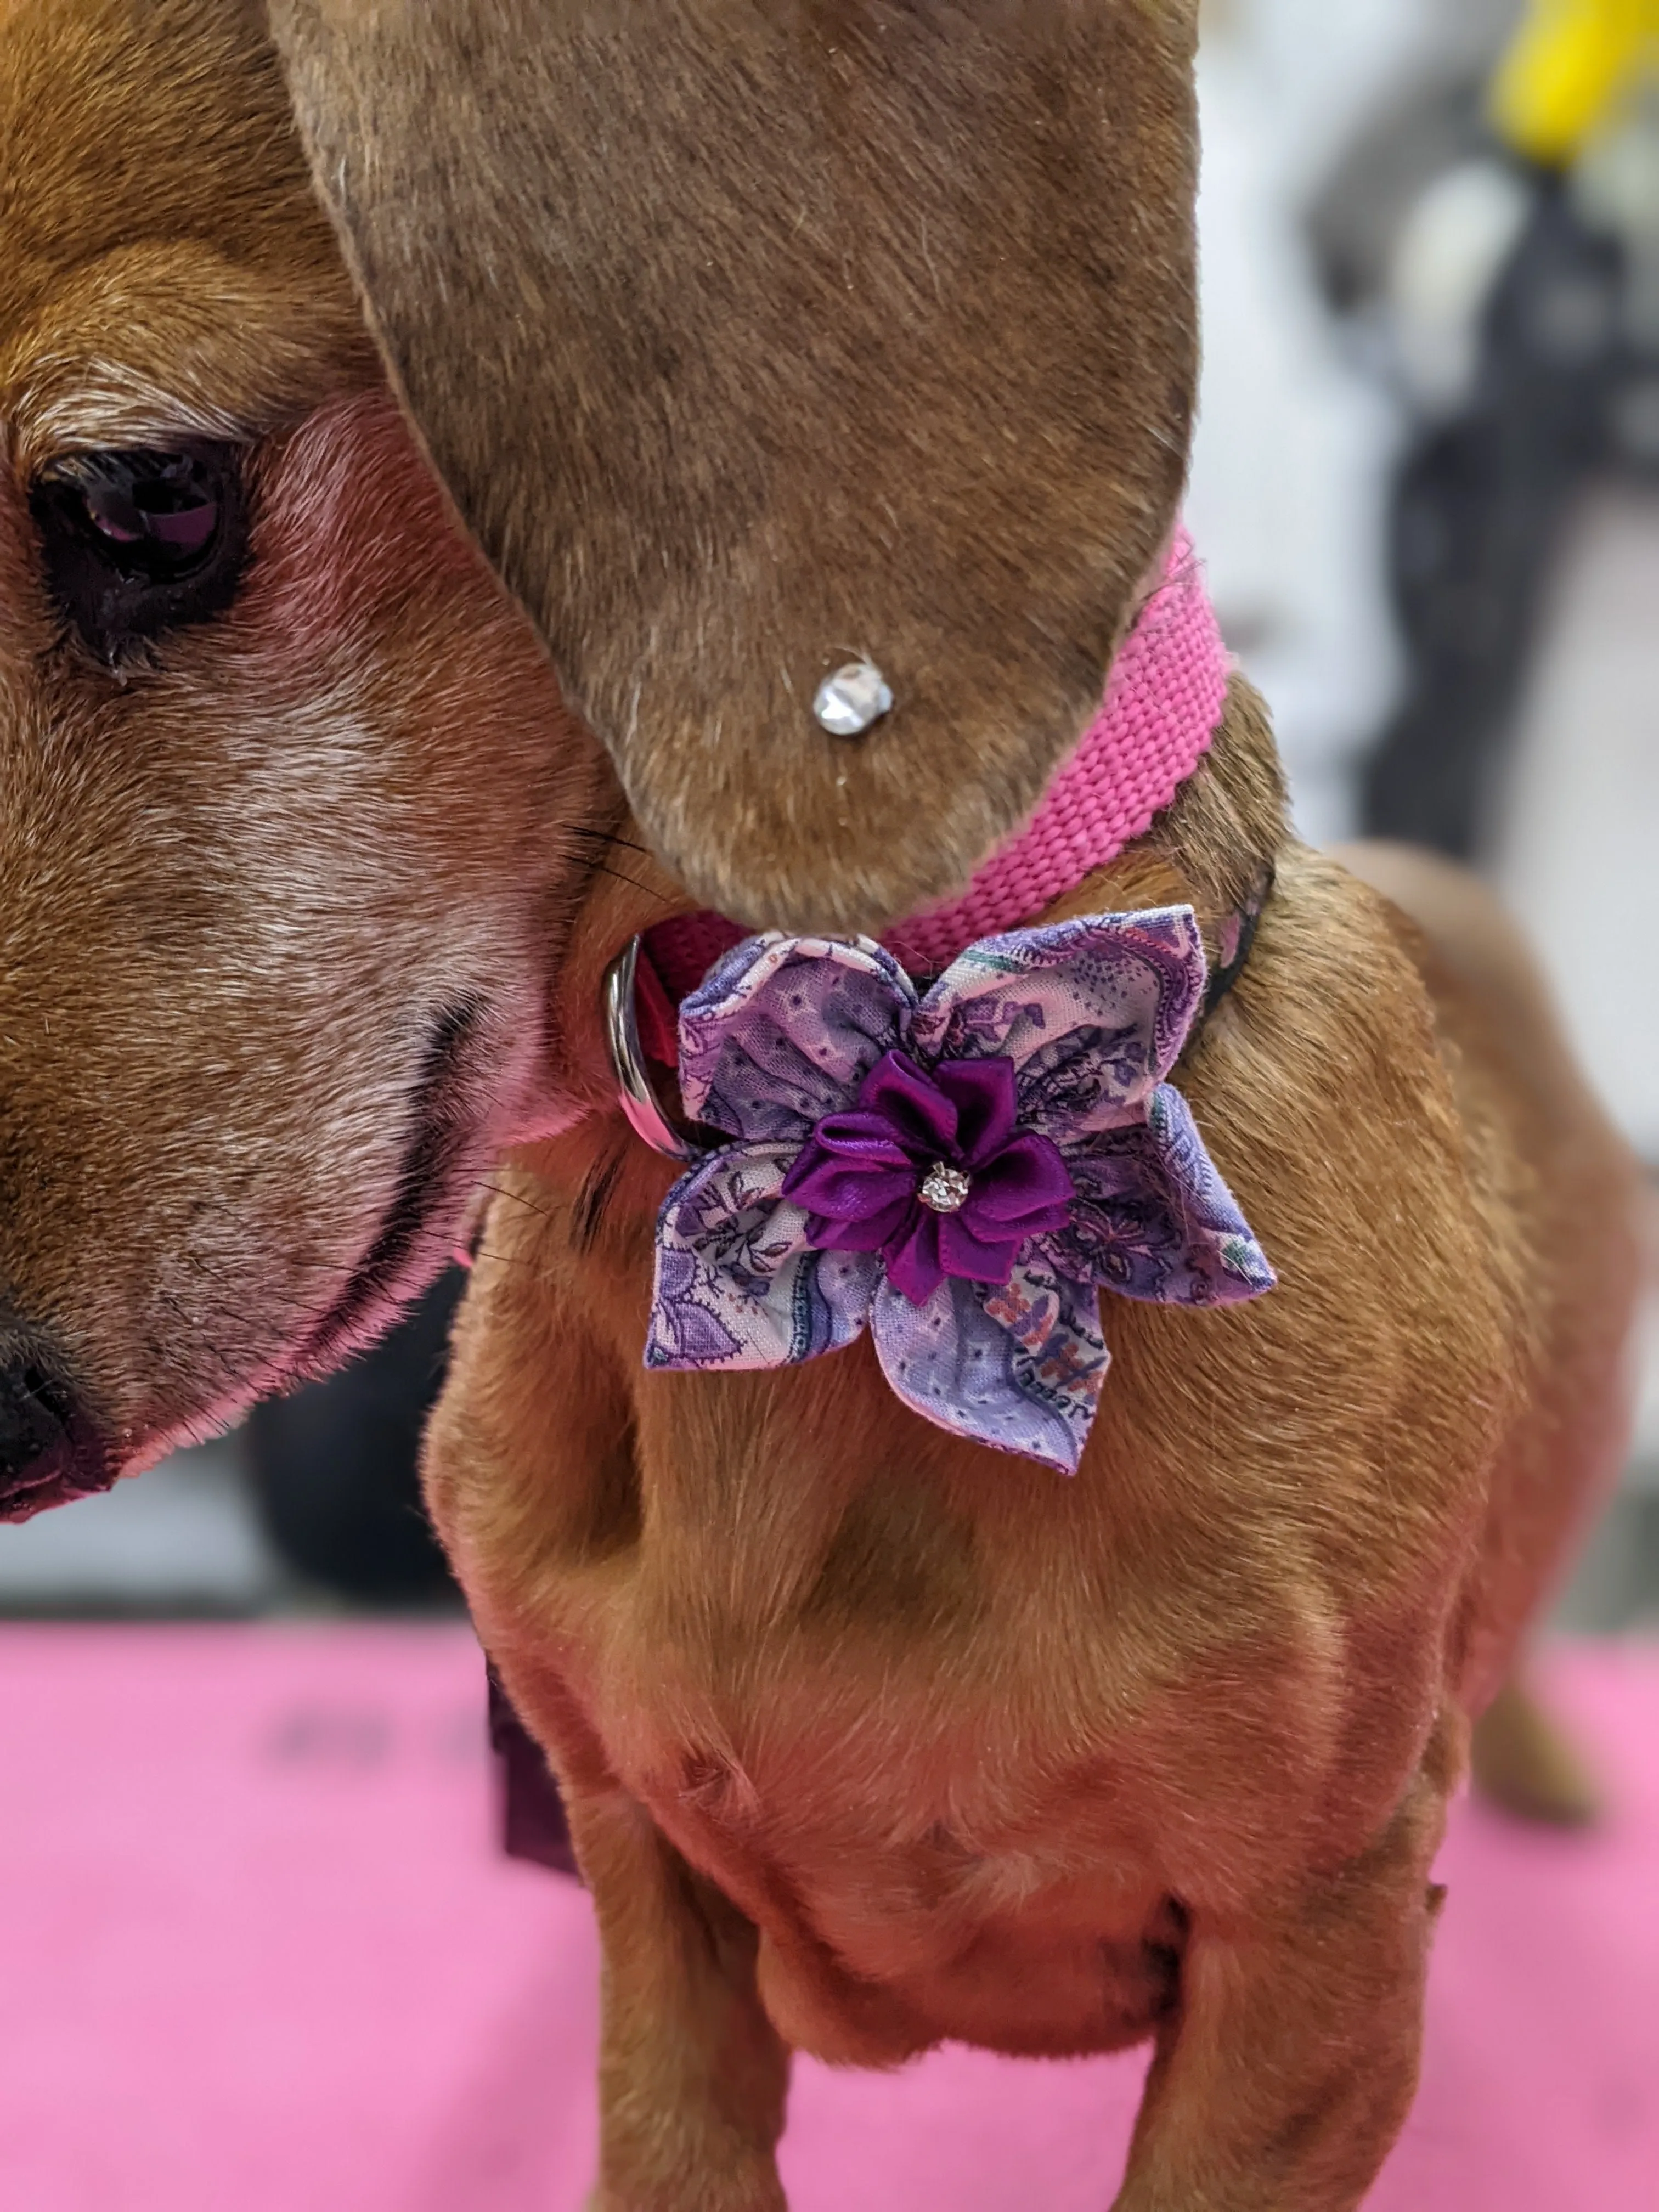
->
{"left": 1491, "top": 0, "right": 1659, "bottom": 166}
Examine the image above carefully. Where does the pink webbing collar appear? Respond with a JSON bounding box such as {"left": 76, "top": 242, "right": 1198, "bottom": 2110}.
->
{"left": 640, "top": 529, "right": 1230, "bottom": 1047}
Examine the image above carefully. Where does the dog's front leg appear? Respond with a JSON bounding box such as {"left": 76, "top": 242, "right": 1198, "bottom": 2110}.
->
{"left": 422, "top": 1198, "right": 791, "bottom": 2211}
{"left": 1114, "top": 1744, "right": 1452, "bottom": 2212}
{"left": 567, "top": 1786, "right": 792, "bottom": 2212}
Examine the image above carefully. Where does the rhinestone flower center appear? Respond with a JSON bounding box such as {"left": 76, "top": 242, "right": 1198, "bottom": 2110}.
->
{"left": 918, "top": 1162, "right": 972, "bottom": 1215}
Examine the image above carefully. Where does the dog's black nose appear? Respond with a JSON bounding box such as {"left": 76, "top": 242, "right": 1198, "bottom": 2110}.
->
{"left": 0, "top": 1329, "right": 114, "bottom": 1522}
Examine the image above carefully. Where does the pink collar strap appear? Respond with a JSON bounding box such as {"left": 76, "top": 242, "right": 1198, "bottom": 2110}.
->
{"left": 641, "top": 528, "right": 1231, "bottom": 1026}
{"left": 885, "top": 528, "right": 1229, "bottom": 972}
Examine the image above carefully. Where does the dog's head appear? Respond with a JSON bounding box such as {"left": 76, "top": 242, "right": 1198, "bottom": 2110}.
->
{"left": 0, "top": 0, "right": 1200, "bottom": 1509}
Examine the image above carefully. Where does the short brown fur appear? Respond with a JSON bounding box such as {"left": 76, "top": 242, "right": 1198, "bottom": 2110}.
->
{"left": 429, "top": 690, "right": 1639, "bottom": 2207}
{"left": 0, "top": 5, "right": 1643, "bottom": 2209}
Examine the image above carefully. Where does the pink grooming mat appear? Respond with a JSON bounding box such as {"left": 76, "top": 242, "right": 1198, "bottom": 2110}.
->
{"left": 0, "top": 1626, "right": 1654, "bottom": 2211}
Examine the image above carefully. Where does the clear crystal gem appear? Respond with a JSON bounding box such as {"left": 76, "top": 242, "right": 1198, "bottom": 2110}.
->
{"left": 813, "top": 660, "right": 894, "bottom": 738}
{"left": 918, "top": 1163, "right": 972, "bottom": 1215}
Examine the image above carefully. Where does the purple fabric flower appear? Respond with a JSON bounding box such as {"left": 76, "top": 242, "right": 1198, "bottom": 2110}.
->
{"left": 781, "top": 1052, "right": 1075, "bottom": 1305}
{"left": 645, "top": 911, "right": 1275, "bottom": 1475}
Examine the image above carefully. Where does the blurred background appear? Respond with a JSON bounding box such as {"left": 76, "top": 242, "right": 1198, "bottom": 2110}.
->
{"left": 3, "top": 7, "right": 1659, "bottom": 2207}
{"left": 4, "top": 0, "right": 1653, "bottom": 1632}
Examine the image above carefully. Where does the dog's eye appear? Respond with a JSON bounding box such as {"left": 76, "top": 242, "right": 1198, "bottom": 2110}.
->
{"left": 29, "top": 444, "right": 249, "bottom": 662}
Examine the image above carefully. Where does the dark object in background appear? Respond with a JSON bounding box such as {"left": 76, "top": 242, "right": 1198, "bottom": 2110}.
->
{"left": 488, "top": 1667, "right": 581, "bottom": 1878}
{"left": 247, "top": 1267, "right": 466, "bottom": 1606}
{"left": 250, "top": 1266, "right": 580, "bottom": 1875}
{"left": 1364, "top": 178, "right": 1649, "bottom": 856}
{"left": 1308, "top": 68, "right": 1506, "bottom": 320}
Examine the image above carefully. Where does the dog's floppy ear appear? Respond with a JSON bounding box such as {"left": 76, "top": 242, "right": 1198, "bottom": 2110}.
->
{"left": 267, "top": 1, "right": 1200, "bottom": 933}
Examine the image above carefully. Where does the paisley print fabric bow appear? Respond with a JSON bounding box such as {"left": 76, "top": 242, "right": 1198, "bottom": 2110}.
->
{"left": 645, "top": 910, "right": 1275, "bottom": 1474}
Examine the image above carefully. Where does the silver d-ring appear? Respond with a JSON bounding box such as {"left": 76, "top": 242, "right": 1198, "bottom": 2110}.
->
{"left": 601, "top": 938, "right": 711, "bottom": 1164}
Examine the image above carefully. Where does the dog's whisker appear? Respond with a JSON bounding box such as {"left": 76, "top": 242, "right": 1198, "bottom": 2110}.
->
{"left": 473, "top": 1181, "right": 558, "bottom": 1222}
{"left": 571, "top": 1138, "right": 629, "bottom": 1255}
{"left": 583, "top": 861, "right": 677, "bottom": 907}
{"left": 567, "top": 824, "right": 655, "bottom": 861}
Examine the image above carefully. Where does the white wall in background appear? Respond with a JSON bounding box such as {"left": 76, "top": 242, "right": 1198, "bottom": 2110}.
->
{"left": 1188, "top": 0, "right": 1520, "bottom": 843}
{"left": 1189, "top": 3, "right": 1419, "bottom": 839}
{"left": 1495, "top": 490, "right": 1659, "bottom": 1162}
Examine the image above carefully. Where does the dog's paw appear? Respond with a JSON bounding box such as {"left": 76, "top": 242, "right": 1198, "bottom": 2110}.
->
{"left": 1471, "top": 1675, "right": 1602, "bottom": 1829}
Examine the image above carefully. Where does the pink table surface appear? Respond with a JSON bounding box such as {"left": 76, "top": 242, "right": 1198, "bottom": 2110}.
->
{"left": 0, "top": 1626, "right": 1653, "bottom": 2211}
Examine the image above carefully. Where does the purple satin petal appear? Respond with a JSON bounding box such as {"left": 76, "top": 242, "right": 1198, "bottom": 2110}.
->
{"left": 781, "top": 1111, "right": 916, "bottom": 1224}
{"left": 936, "top": 1215, "right": 1023, "bottom": 1287}
{"left": 855, "top": 1051, "right": 961, "bottom": 1159}
{"left": 789, "top": 1168, "right": 918, "bottom": 1229}
{"left": 962, "top": 1132, "right": 1076, "bottom": 1232}
{"left": 883, "top": 1211, "right": 946, "bottom": 1307}
{"left": 931, "top": 1058, "right": 1019, "bottom": 1166}
{"left": 790, "top": 1108, "right": 913, "bottom": 1164}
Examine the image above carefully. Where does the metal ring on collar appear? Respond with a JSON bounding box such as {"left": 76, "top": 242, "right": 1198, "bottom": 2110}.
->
{"left": 601, "top": 938, "right": 713, "bottom": 1164}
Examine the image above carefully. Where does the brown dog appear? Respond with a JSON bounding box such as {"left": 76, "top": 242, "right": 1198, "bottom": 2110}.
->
{"left": 0, "top": 4, "right": 1642, "bottom": 2208}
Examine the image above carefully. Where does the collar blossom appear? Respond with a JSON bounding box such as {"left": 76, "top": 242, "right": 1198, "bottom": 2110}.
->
{"left": 645, "top": 909, "right": 1274, "bottom": 1474}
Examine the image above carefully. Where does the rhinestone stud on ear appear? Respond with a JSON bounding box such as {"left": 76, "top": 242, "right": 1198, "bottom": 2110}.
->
{"left": 814, "top": 661, "right": 894, "bottom": 738}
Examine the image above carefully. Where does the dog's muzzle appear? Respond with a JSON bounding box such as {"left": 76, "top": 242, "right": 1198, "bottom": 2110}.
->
{"left": 0, "top": 1324, "right": 115, "bottom": 1522}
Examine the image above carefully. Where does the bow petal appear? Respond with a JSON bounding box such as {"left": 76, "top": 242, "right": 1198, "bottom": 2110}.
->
{"left": 646, "top": 1143, "right": 879, "bottom": 1371}
{"left": 933, "top": 1057, "right": 1020, "bottom": 1166}
{"left": 678, "top": 935, "right": 916, "bottom": 1146}
{"left": 909, "top": 909, "right": 1209, "bottom": 1146}
{"left": 870, "top": 1256, "right": 1110, "bottom": 1475}
{"left": 779, "top": 1109, "right": 918, "bottom": 1232}
{"left": 1045, "top": 1084, "right": 1277, "bottom": 1306}
{"left": 964, "top": 1131, "right": 1077, "bottom": 1231}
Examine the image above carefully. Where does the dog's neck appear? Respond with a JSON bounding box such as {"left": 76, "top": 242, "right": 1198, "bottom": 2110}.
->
{"left": 639, "top": 530, "right": 1231, "bottom": 1033}
{"left": 594, "top": 536, "right": 1282, "bottom": 1470}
